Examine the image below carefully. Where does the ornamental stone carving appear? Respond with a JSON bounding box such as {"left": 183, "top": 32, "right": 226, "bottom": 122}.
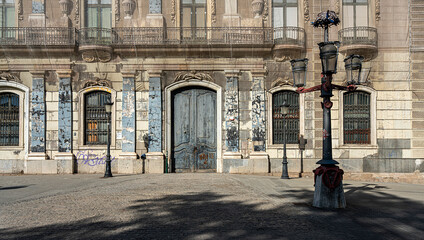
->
{"left": 171, "top": 0, "right": 176, "bottom": 23}
{"left": 82, "top": 78, "right": 112, "bottom": 89}
{"left": 0, "top": 72, "right": 20, "bottom": 82}
{"left": 211, "top": 0, "right": 216, "bottom": 24}
{"left": 123, "top": 0, "right": 136, "bottom": 18}
{"left": 81, "top": 50, "right": 112, "bottom": 63}
{"left": 18, "top": 0, "right": 23, "bottom": 20}
{"left": 304, "top": 0, "right": 310, "bottom": 22}
{"left": 174, "top": 71, "right": 213, "bottom": 83}
{"left": 115, "top": 0, "right": 120, "bottom": 22}
{"left": 252, "top": 0, "right": 264, "bottom": 18}
{"left": 271, "top": 77, "right": 293, "bottom": 88}
{"left": 376, "top": 0, "right": 380, "bottom": 21}
{"left": 59, "top": 0, "right": 71, "bottom": 17}
{"left": 74, "top": 0, "right": 80, "bottom": 25}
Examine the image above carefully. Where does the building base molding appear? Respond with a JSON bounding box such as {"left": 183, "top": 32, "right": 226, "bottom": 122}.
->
{"left": 249, "top": 152, "right": 270, "bottom": 173}
{"left": 26, "top": 153, "right": 50, "bottom": 174}
{"left": 55, "top": 152, "right": 75, "bottom": 174}
{"left": 223, "top": 152, "right": 244, "bottom": 173}
{"left": 145, "top": 152, "right": 164, "bottom": 173}
{"left": 118, "top": 152, "right": 141, "bottom": 174}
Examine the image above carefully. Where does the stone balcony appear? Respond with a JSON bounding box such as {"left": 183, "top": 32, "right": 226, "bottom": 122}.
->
{"left": 338, "top": 27, "right": 378, "bottom": 61}
{"left": 0, "top": 27, "right": 75, "bottom": 55}
{"left": 0, "top": 27, "right": 307, "bottom": 61}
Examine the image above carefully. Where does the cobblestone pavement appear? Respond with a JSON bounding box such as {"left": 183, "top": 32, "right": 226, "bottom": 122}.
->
{"left": 0, "top": 173, "right": 423, "bottom": 240}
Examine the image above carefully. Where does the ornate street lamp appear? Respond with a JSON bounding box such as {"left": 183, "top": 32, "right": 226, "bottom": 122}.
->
{"left": 280, "top": 101, "right": 290, "bottom": 179}
{"left": 292, "top": 10, "right": 364, "bottom": 208}
{"left": 104, "top": 102, "right": 114, "bottom": 178}
{"left": 290, "top": 58, "right": 308, "bottom": 88}
{"left": 344, "top": 54, "right": 365, "bottom": 85}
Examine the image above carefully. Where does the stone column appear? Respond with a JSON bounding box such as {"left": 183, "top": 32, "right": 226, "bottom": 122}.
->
{"left": 26, "top": 71, "right": 49, "bottom": 174}
{"left": 118, "top": 71, "right": 140, "bottom": 174}
{"left": 146, "top": 71, "right": 164, "bottom": 173}
{"left": 223, "top": 70, "right": 243, "bottom": 172}
{"left": 250, "top": 70, "right": 269, "bottom": 173}
{"left": 146, "top": 0, "right": 164, "bottom": 28}
{"left": 55, "top": 70, "right": 75, "bottom": 174}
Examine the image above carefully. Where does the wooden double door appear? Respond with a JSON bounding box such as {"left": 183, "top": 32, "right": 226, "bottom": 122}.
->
{"left": 172, "top": 87, "right": 217, "bottom": 172}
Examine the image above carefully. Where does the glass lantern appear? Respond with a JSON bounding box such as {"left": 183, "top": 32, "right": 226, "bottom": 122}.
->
{"left": 290, "top": 58, "right": 309, "bottom": 88}
{"left": 318, "top": 41, "right": 340, "bottom": 74}
{"left": 344, "top": 54, "right": 364, "bottom": 85}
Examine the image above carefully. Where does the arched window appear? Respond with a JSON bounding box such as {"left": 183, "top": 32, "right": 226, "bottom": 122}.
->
{"left": 343, "top": 0, "right": 368, "bottom": 28}
{"left": 0, "top": 92, "right": 19, "bottom": 146}
{"left": 343, "top": 91, "right": 370, "bottom": 144}
{"left": 273, "top": 0, "right": 298, "bottom": 28}
{"left": 84, "top": 91, "right": 111, "bottom": 145}
{"left": 272, "top": 91, "right": 299, "bottom": 144}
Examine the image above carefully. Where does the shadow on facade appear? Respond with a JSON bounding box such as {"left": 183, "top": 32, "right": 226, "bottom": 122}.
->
{"left": 1, "top": 185, "right": 423, "bottom": 239}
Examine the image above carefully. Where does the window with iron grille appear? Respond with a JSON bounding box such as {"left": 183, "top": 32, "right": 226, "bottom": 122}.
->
{"left": 85, "top": 91, "right": 111, "bottom": 145}
{"left": 343, "top": 91, "right": 370, "bottom": 144}
{"left": 272, "top": 91, "right": 299, "bottom": 144}
{"left": 0, "top": 92, "right": 19, "bottom": 146}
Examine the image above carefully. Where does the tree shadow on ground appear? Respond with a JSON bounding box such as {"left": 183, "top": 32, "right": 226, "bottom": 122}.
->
{"left": 0, "top": 183, "right": 423, "bottom": 240}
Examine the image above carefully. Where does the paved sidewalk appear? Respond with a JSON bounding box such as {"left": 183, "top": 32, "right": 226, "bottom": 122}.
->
{"left": 0, "top": 174, "right": 423, "bottom": 240}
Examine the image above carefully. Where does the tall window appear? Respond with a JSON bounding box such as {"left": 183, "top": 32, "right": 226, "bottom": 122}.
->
{"left": 273, "top": 0, "right": 298, "bottom": 28}
{"left": 0, "top": 93, "right": 19, "bottom": 146}
{"left": 85, "top": 91, "right": 111, "bottom": 145}
{"left": 343, "top": 0, "right": 368, "bottom": 28}
{"left": 181, "top": 0, "right": 206, "bottom": 40}
{"left": 343, "top": 91, "right": 370, "bottom": 144}
{"left": 0, "top": 0, "right": 15, "bottom": 28}
{"left": 86, "top": 0, "right": 112, "bottom": 29}
{"left": 272, "top": 91, "right": 299, "bottom": 144}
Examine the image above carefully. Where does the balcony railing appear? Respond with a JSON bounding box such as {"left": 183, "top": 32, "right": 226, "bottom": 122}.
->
{"left": 79, "top": 28, "right": 112, "bottom": 46}
{"left": 273, "top": 27, "right": 305, "bottom": 46}
{"left": 0, "top": 27, "right": 75, "bottom": 45}
{"left": 338, "top": 27, "right": 378, "bottom": 47}
{"left": 113, "top": 27, "right": 276, "bottom": 45}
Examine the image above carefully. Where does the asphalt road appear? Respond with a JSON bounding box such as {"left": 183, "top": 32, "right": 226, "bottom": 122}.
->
{"left": 0, "top": 173, "right": 423, "bottom": 240}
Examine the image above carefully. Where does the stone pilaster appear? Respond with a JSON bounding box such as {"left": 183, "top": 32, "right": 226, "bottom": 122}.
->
{"left": 27, "top": 71, "right": 49, "bottom": 174}
{"left": 57, "top": 71, "right": 72, "bottom": 153}
{"left": 119, "top": 72, "right": 139, "bottom": 174}
{"left": 251, "top": 72, "right": 266, "bottom": 152}
{"left": 223, "top": 71, "right": 242, "bottom": 171}
{"left": 225, "top": 71, "right": 240, "bottom": 152}
{"left": 30, "top": 72, "right": 46, "bottom": 153}
{"left": 146, "top": 71, "right": 164, "bottom": 173}
{"left": 55, "top": 70, "right": 75, "bottom": 174}
{"left": 250, "top": 70, "right": 269, "bottom": 173}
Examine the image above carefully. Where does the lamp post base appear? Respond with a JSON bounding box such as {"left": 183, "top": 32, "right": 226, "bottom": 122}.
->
{"left": 312, "top": 166, "right": 346, "bottom": 209}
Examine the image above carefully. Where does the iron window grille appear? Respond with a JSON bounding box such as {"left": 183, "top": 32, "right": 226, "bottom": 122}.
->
{"left": 0, "top": 92, "right": 19, "bottom": 146}
{"left": 84, "top": 91, "right": 111, "bottom": 145}
{"left": 343, "top": 91, "right": 371, "bottom": 144}
{"left": 272, "top": 91, "right": 300, "bottom": 144}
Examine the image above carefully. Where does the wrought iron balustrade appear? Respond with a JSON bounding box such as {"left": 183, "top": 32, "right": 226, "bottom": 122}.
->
{"left": 338, "top": 27, "right": 378, "bottom": 47}
{"left": 0, "top": 27, "right": 75, "bottom": 45}
{"left": 273, "top": 27, "right": 306, "bottom": 46}
{"left": 79, "top": 28, "right": 113, "bottom": 46}
{"left": 112, "top": 27, "right": 274, "bottom": 45}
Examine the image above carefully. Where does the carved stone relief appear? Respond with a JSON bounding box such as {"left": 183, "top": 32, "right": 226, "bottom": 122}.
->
{"left": 304, "top": 0, "right": 309, "bottom": 22}
{"left": 115, "top": 0, "right": 120, "bottom": 22}
{"left": 376, "top": 0, "right": 380, "bottom": 22}
{"left": 335, "top": 0, "right": 340, "bottom": 16}
{"left": 82, "top": 78, "right": 112, "bottom": 89}
{"left": 271, "top": 77, "right": 293, "bottom": 88}
{"left": 18, "top": 0, "right": 23, "bottom": 20}
{"left": 174, "top": 71, "right": 213, "bottom": 82}
{"left": 74, "top": 0, "right": 80, "bottom": 25}
{"left": 0, "top": 72, "right": 20, "bottom": 82}
{"left": 81, "top": 50, "right": 112, "bottom": 63}
{"left": 171, "top": 0, "right": 176, "bottom": 23}
{"left": 211, "top": 0, "right": 216, "bottom": 24}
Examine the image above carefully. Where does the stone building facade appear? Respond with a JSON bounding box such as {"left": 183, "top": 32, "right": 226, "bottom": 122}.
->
{"left": 0, "top": 0, "right": 423, "bottom": 176}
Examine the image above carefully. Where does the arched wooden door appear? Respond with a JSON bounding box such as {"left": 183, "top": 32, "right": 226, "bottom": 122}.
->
{"left": 172, "top": 87, "right": 217, "bottom": 172}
